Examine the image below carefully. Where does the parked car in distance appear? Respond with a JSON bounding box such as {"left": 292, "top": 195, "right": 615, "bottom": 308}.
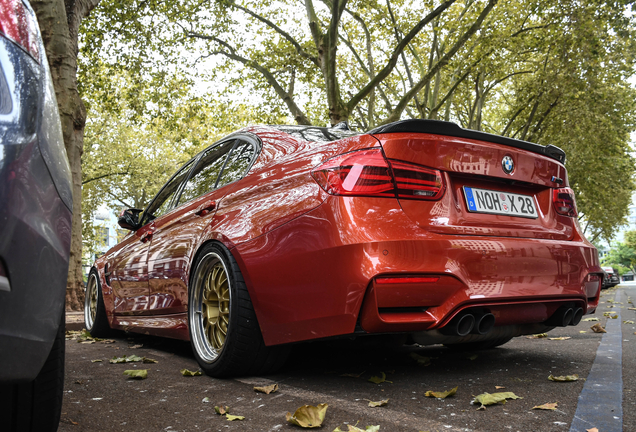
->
{"left": 85, "top": 118, "right": 602, "bottom": 377}
{"left": 0, "top": 1, "right": 72, "bottom": 431}
{"left": 601, "top": 266, "right": 620, "bottom": 289}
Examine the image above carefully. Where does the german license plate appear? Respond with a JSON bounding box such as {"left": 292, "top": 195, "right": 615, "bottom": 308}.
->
{"left": 463, "top": 186, "right": 538, "bottom": 219}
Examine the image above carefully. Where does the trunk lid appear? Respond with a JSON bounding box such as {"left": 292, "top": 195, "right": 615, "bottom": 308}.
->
{"left": 373, "top": 131, "right": 574, "bottom": 240}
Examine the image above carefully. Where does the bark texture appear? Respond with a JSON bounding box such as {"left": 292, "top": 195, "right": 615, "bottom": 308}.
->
{"left": 32, "top": 0, "right": 100, "bottom": 310}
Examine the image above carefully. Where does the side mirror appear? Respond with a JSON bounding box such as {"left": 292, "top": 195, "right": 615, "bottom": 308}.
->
{"left": 118, "top": 208, "right": 142, "bottom": 230}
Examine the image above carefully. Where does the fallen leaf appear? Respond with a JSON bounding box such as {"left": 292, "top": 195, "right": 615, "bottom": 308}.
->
{"left": 582, "top": 317, "right": 599, "bottom": 322}
{"left": 472, "top": 392, "right": 522, "bottom": 409}
{"left": 579, "top": 331, "right": 587, "bottom": 333}
{"left": 603, "top": 312, "right": 617, "bottom": 317}
{"left": 586, "top": 428, "right": 599, "bottom": 432}
{"left": 202, "top": 397, "right": 210, "bottom": 403}
{"left": 368, "top": 372, "right": 392, "bottom": 384}
{"left": 624, "top": 320, "right": 635, "bottom": 324}
{"left": 180, "top": 369, "right": 202, "bottom": 377}
{"left": 548, "top": 337, "right": 571, "bottom": 341}
{"left": 425, "top": 387, "right": 458, "bottom": 399}
{"left": 226, "top": 414, "right": 244, "bottom": 421}
{"left": 129, "top": 344, "right": 143, "bottom": 349}
{"left": 410, "top": 353, "right": 433, "bottom": 366}
{"left": 591, "top": 323, "right": 607, "bottom": 333}
{"left": 532, "top": 402, "right": 558, "bottom": 410}
{"left": 91, "top": 359, "right": 102, "bottom": 363}
{"left": 548, "top": 374, "right": 579, "bottom": 382}
{"left": 367, "top": 399, "right": 389, "bottom": 407}
{"left": 495, "top": 386, "right": 505, "bottom": 389}
{"left": 286, "top": 404, "right": 328, "bottom": 428}
{"left": 123, "top": 369, "right": 147, "bottom": 379}
{"left": 629, "top": 308, "right": 636, "bottom": 311}
{"left": 110, "top": 355, "right": 143, "bottom": 364}
{"left": 526, "top": 333, "right": 548, "bottom": 339}
{"left": 254, "top": 383, "right": 278, "bottom": 394}
{"left": 334, "top": 426, "right": 380, "bottom": 432}
{"left": 215, "top": 406, "right": 230, "bottom": 415}
{"left": 142, "top": 357, "right": 158, "bottom": 364}
{"left": 340, "top": 371, "right": 365, "bottom": 378}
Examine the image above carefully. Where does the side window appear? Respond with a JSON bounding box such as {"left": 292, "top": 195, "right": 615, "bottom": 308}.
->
{"left": 177, "top": 140, "right": 235, "bottom": 205}
{"left": 142, "top": 159, "right": 195, "bottom": 224}
{"left": 217, "top": 140, "right": 257, "bottom": 188}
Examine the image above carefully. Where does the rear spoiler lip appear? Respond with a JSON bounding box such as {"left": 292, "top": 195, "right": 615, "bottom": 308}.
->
{"left": 367, "top": 119, "right": 566, "bottom": 164}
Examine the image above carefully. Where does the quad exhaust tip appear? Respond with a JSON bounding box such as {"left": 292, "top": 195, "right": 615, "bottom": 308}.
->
{"left": 547, "top": 306, "right": 584, "bottom": 327}
{"left": 440, "top": 310, "right": 495, "bottom": 337}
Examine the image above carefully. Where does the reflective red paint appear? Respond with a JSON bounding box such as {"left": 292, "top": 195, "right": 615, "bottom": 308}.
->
{"left": 93, "top": 126, "right": 601, "bottom": 347}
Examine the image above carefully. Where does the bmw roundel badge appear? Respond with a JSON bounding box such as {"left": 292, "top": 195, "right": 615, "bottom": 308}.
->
{"left": 502, "top": 155, "right": 514, "bottom": 174}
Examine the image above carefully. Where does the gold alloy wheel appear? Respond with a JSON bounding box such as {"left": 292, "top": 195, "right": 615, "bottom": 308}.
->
{"left": 190, "top": 251, "right": 233, "bottom": 363}
{"left": 201, "top": 263, "right": 230, "bottom": 350}
{"left": 84, "top": 273, "right": 98, "bottom": 330}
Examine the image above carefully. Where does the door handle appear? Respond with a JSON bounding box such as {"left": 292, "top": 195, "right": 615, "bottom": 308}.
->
{"left": 195, "top": 200, "right": 216, "bottom": 216}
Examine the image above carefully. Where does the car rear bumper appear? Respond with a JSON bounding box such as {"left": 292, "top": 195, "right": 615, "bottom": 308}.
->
{"left": 235, "top": 196, "right": 601, "bottom": 346}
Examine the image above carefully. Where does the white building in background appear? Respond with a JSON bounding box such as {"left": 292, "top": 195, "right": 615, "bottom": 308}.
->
{"left": 82, "top": 205, "right": 126, "bottom": 279}
{"left": 611, "top": 191, "right": 636, "bottom": 244}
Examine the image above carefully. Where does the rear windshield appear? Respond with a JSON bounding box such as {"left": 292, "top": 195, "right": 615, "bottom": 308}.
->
{"left": 270, "top": 125, "right": 360, "bottom": 143}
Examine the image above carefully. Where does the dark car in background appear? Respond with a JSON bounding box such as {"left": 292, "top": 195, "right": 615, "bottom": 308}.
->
{"left": 602, "top": 266, "right": 620, "bottom": 289}
{"left": 0, "top": 1, "right": 72, "bottom": 431}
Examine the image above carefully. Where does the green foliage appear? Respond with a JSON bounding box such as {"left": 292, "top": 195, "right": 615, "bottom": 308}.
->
{"left": 603, "top": 232, "right": 636, "bottom": 274}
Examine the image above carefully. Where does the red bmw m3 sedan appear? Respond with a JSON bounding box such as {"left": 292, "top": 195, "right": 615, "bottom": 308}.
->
{"left": 85, "top": 119, "right": 602, "bottom": 377}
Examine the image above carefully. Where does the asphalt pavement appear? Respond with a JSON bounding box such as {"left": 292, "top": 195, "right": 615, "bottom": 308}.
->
{"left": 59, "top": 284, "right": 636, "bottom": 432}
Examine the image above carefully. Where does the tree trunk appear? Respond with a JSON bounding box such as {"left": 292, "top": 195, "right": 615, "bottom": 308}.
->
{"left": 32, "top": 0, "right": 100, "bottom": 311}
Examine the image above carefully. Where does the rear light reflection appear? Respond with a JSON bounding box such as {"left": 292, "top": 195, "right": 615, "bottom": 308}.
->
{"left": 376, "top": 276, "right": 440, "bottom": 284}
{"left": 553, "top": 187, "right": 578, "bottom": 217}
{"left": 311, "top": 148, "right": 445, "bottom": 200}
{"left": 0, "top": 0, "right": 40, "bottom": 61}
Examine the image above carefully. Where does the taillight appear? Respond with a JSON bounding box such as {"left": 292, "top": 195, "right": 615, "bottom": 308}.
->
{"left": 0, "top": 0, "right": 40, "bottom": 61}
{"left": 553, "top": 187, "right": 578, "bottom": 217}
{"left": 311, "top": 148, "right": 445, "bottom": 200}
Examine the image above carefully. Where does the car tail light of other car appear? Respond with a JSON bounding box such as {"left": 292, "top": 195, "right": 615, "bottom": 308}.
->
{"left": 553, "top": 187, "right": 577, "bottom": 217}
{"left": 311, "top": 148, "right": 444, "bottom": 200}
{"left": 0, "top": 0, "right": 40, "bottom": 61}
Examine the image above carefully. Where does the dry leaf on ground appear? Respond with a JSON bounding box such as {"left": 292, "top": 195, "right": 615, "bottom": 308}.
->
{"left": 286, "top": 404, "right": 328, "bottom": 428}
{"left": 123, "top": 369, "right": 147, "bottom": 379}
{"left": 591, "top": 323, "right": 607, "bottom": 333}
{"left": 110, "top": 355, "right": 143, "bottom": 364}
{"left": 410, "top": 353, "right": 432, "bottom": 366}
{"left": 582, "top": 317, "right": 599, "bottom": 322}
{"left": 533, "top": 402, "right": 558, "bottom": 410}
{"left": 368, "top": 372, "right": 392, "bottom": 384}
{"left": 226, "top": 414, "right": 245, "bottom": 421}
{"left": 495, "top": 386, "right": 505, "bottom": 389}
{"left": 624, "top": 320, "right": 635, "bottom": 324}
{"left": 586, "top": 428, "right": 599, "bottom": 432}
{"left": 367, "top": 399, "right": 389, "bottom": 407}
{"left": 254, "top": 383, "right": 278, "bottom": 394}
{"left": 215, "top": 406, "right": 230, "bottom": 415}
{"left": 548, "top": 374, "right": 579, "bottom": 382}
{"left": 425, "top": 387, "right": 458, "bottom": 399}
{"left": 91, "top": 359, "right": 102, "bottom": 363}
{"left": 548, "top": 337, "right": 571, "bottom": 341}
{"left": 526, "top": 333, "right": 548, "bottom": 339}
{"left": 334, "top": 425, "right": 380, "bottom": 432}
{"left": 472, "top": 392, "right": 522, "bottom": 409}
{"left": 180, "top": 369, "right": 202, "bottom": 376}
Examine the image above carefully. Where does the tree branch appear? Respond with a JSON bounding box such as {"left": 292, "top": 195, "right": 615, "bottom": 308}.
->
{"left": 347, "top": 0, "right": 456, "bottom": 112}
{"left": 379, "top": 0, "right": 497, "bottom": 125}
{"left": 82, "top": 171, "right": 130, "bottom": 185}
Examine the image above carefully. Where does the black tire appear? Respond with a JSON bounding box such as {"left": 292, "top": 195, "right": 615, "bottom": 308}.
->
{"left": 84, "top": 268, "right": 112, "bottom": 338}
{"left": 444, "top": 336, "right": 513, "bottom": 351}
{"left": 188, "top": 243, "right": 290, "bottom": 377}
{"left": 0, "top": 309, "right": 65, "bottom": 432}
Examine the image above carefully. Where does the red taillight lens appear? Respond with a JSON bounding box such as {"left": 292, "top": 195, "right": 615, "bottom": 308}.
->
{"left": 311, "top": 148, "right": 445, "bottom": 200}
{"left": 0, "top": 0, "right": 40, "bottom": 61}
{"left": 553, "top": 187, "right": 578, "bottom": 217}
{"left": 376, "top": 276, "right": 440, "bottom": 284}
{"left": 389, "top": 159, "right": 444, "bottom": 200}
